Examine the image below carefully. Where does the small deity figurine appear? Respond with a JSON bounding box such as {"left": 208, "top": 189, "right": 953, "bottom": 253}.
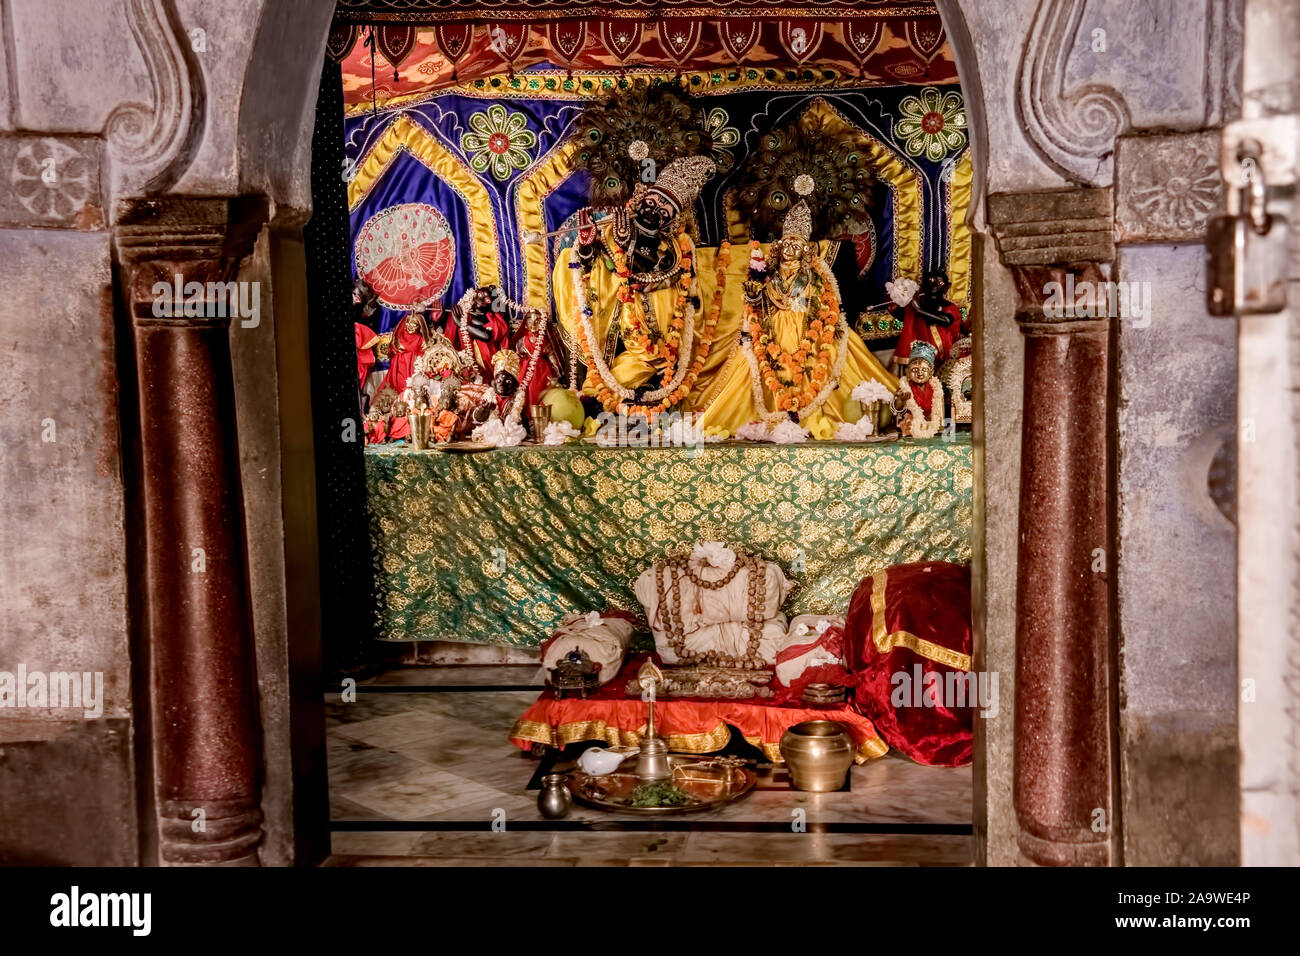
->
{"left": 363, "top": 405, "right": 387, "bottom": 444}
{"left": 446, "top": 285, "right": 511, "bottom": 382}
{"left": 892, "top": 341, "right": 946, "bottom": 439}
{"left": 490, "top": 348, "right": 521, "bottom": 417}
{"left": 891, "top": 269, "right": 966, "bottom": 371}
{"left": 388, "top": 399, "right": 412, "bottom": 442}
{"left": 553, "top": 154, "right": 720, "bottom": 418}
{"left": 695, "top": 199, "right": 898, "bottom": 439}
{"left": 381, "top": 311, "right": 433, "bottom": 393}
{"left": 512, "top": 306, "right": 556, "bottom": 411}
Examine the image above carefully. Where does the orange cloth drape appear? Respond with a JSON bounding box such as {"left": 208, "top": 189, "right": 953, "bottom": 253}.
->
{"left": 509, "top": 654, "right": 887, "bottom": 763}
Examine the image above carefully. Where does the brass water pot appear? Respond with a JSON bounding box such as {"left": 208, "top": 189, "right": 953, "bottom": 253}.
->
{"left": 537, "top": 773, "right": 572, "bottom": 819}
{"left": 779, "top": 720, "right": 854, "bottom": 792}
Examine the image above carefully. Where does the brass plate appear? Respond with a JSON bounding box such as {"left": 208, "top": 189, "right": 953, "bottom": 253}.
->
{"left": 568, "top": 754, "right": 758, "bottom": 814}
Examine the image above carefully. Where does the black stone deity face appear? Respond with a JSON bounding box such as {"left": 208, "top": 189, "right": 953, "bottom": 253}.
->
{"left": 920, "top": 270, "right": 951, "bottom": 304}
{"left": 633, "top": 192, "right": 676, "bottom": 236}
{"left": 492, "top": 370, "right": 519, "bottom": 397}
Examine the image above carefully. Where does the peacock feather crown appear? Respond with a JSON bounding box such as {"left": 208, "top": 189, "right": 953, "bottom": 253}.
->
{"left": 576, "top": 81, "right": 714, "bottom": 207}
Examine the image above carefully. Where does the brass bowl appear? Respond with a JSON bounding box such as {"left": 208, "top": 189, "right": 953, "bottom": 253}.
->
{"left": 779, "top": 720, "right": 854, "bottom": 792}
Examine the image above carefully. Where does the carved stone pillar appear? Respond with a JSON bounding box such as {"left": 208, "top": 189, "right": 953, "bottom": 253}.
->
{"left": 114, "top": 197, "right": 269, "bottom": 865}
{"left": 989, "top": 188, "right": 1116, "bottom": 866}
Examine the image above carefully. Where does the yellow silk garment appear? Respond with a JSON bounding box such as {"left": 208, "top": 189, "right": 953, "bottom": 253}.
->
{"left": 552, "top": 233, "right": 749, "bottom": 402}
{"left": 692, "top": 281, "right": 899, "bottom": 439}
{"left": 553, "top": 235, "right": 693, "bottom": 397}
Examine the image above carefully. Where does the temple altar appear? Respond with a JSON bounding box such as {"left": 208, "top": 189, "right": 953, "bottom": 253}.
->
{"left": 365, "top": 433, "right": 972, "bottom": 645}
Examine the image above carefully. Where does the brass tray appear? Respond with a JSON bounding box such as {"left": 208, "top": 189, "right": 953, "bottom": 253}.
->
{"left": 568, "top": 754, "right": 757, "bottom": 814}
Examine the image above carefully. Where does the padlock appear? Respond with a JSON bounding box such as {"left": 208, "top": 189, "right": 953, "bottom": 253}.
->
{"left": 1207, "top": 160, "right": 1290, "bottom": 316}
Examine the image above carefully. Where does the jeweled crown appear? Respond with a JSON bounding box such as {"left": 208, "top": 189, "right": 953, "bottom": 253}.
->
{"left": 782, "top": 200, "right": 813, "bottom": 243}
{"left": 647, "top": 155, "right": 717, "bottom": 212}
{"left": 492, "top": 348, "right": 521, "bottom": 377}
{"left": 907, "top": 341, "right": 938, "bottom": 368}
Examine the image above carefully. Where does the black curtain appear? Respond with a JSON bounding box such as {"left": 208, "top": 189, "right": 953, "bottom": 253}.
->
{"left": 303, "top": 58, "right": 386, "bottom": 676}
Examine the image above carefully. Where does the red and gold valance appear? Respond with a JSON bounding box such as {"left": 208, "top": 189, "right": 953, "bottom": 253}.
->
{"left": 334, "top": 15, "right": 955, "bottom": 105}
{"left": 333, "top": 0, "right": 940, "bottom": 24}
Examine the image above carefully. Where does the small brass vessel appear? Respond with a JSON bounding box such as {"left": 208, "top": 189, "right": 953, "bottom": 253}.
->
{"left": 410, "top": 411, "right": 432, "bottom": 450}
{"left": 537, "top": 773, "right": 572, "bottom": 819}
{"left": 779, "top": 720, "right": 854, "bottom": 792}
{"left": 528, "top": 404, "right": 551, "bottom": 443}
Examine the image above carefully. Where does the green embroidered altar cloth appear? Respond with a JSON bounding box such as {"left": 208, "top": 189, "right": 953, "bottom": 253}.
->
{"left": 365, "top": 435, "right": 973, "bottom": 646}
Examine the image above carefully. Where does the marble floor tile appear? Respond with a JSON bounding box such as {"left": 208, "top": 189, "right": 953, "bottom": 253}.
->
{"left": 330, "top": 711, "right": 451, "bottom": 748}
{"left": 325, "top": 694, "right": 434, "bottom": 725}
{"left": 341, "top": 765, "right": 510, "bottom": 820}
{"left": 327, "top": 739, "right": 429, "bottom": 789}
{"left": 330, "top": 794, "right": 391, "bottom": 822}
{"left": 322, "top": 669, "right": 973, "bottom": 863}
{"left": 328, "top": 830, "right": 424, "bottom": 855}
{"left": 545, "top": 830, "right": 688, "bottom": 863}
{"left": 678, "top": 831, "right": 971, "bottom": 865}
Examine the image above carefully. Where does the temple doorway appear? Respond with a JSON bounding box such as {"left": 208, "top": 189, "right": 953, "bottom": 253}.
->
{"left": 308, "top": 0, "right": 983, "bottom": 865}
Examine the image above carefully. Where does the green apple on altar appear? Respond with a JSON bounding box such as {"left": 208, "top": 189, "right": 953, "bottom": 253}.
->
{"left": 540, "top": 387, "right": 585, "bottom": 430}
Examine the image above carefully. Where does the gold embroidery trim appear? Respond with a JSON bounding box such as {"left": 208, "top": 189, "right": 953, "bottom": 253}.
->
{"left": 348, "top": 113, "right": 502, "bottom": 287}
{"left": 509, "top": 716, "right": 733, "bottom": 753}
{"left": 947, "top": 149, "right": 973, "bottom": 307}
{"left": 869, "top": 568, "right": 971, "bottom": 672}
{"left": 516, "top": 139, "right": 581, "bottom": 309}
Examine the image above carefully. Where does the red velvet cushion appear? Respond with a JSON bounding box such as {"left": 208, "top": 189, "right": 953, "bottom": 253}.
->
{"left": 843, "top": 561, "right": 974, "bottom": 767}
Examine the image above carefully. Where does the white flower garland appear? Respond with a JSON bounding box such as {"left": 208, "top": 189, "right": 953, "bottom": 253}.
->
{"left": 640, "top": 284, "right": 698, "bottom": 403}
{"left": 571, "top": 263, "right": 635, "bottom": 402}
{"left": 505, "top": 309, "right": 550, "bottom": 427}
{"left": 541, "top": 420, "right": 581, "bottom": 445}
{"left": 834, "top": 418, "right": 875, "bottom": 441}
{"left": 569, "top": 252, "right": 698, "bottom": 411}
{"left": 903, "top": 378, "right": 946, "bottom": 438}
{"left": 472, "top": 416, "right": 527, "bottom": 447}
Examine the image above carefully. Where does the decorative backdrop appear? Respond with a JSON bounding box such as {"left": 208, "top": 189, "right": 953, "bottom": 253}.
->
{"left": 331, "top": 9, "right": 956, "bottom": 96}
{"left": 343, "top": 69, "right": 972, "bottom": 347}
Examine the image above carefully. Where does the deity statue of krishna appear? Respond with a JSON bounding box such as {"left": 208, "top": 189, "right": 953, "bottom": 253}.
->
{"left": 554, "top": 153, "right": 725, "bottom": 419}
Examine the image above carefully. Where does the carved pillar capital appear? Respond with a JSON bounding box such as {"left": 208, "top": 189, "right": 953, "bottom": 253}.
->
{"left": 114, "top": 195, "right": 269, "bottom": 865}
{"left": 114, "top": 196, "right": 269, "bottom": 309}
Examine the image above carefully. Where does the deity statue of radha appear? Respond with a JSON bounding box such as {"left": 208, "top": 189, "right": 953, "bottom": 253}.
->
{"left": 694, "top": 201, "right": 898, "bottom": 439}
{"left": 553, "top": 154, "right": 727, "bottom": 419}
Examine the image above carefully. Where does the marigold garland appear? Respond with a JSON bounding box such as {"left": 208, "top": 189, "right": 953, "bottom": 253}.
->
{"left": 573, "top": 232, "right": 729, "bottom": 420}
{"left": 741, "top": 252, "right": 848, "bottom": 421}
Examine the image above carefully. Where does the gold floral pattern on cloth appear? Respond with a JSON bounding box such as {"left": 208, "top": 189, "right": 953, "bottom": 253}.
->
{"left": 365, "top": 434, "right": 972, "bottom": 646}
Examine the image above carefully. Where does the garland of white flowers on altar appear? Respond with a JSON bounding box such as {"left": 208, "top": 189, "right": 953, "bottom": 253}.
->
{"left": 571, "top": 260, "right": 636, "bottom": 403}
{"left": 639, "top": 286, "right": 697, "bottom": 404}
{"left": 505, "top": 308, "right": 550, "bottom": 427}
{"left": 568, "top": 237, "right": 726, "bottom": 419}
{"left": 903, "top": 378, "right": 946, "bottom": 438}
{"left": 741, "top": 256, "right": 849, "bottom": 424}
